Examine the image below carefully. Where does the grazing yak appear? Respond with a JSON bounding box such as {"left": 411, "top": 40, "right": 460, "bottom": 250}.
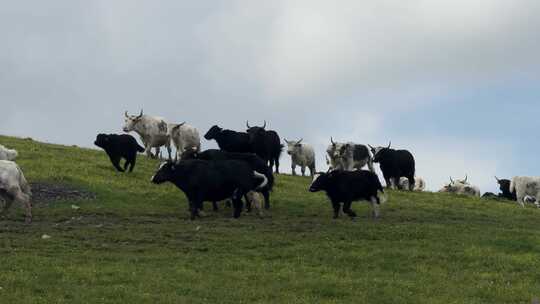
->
{"left": 94, "top": 134, "right": 145, "bottom": 172}
{"left": 0, "top": 144, "right": 18, "bottom": 161}
{"left": 123, "top": 110, "right": 172, "bottom": 159}
{"left": 204, "top": 125, "right": 252, "bottom": 153}
{"left": 284, "top": 138, "right": 315, "bottom": 177}
{"left": 151, "top": 160, "right": 268, "bottom": 219}
{"left": 181, "top": 148, "right": 274, "bottom": 210}
{"left": 246, "top": 121, "right": 282, "bottom": 174}
{"left": 369, "top": 142, "right": 415, "bottom": 190}
{"left": 510, "top": 176, "right": 540, "bottom": 208}
{"left": 309, "top": 170, "right": 385, "bottom": 219}
{"left": 326, "top": 138, "right": 373, "bottom": 172}
{"left": 168, "top": 122, "right": 201, "bottom": 162}
{"left": 0, "top": 160, "right": 32, "bottom": 223}
{"left": 398, "top": 176, "right": 426, "bottom": 191}
{"left": 438, "top": 176, "right": 481, "bottom": 197}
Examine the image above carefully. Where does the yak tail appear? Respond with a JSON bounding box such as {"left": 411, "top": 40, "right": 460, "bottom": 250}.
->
{"left": 376, "top": 177, "right": 387, "bottom": 204}
{"left": 509, "top": 177, "right": 516, "bottom": 194}
{"left": 254, "top": 171, "right": 268, "bottom": 190}
{"left": 136, "top": 144, "right": 145, "bottom": 153}
{"left": 16, "top": 165, "right": 31, "bottom": 196}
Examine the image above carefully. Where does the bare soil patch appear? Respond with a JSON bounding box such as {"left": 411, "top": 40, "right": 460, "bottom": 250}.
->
{"left": 30, "top": 182, "right": 96, "bottom": 205}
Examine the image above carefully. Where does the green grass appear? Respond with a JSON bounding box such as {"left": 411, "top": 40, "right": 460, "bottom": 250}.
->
{"left": 1, "top": 135, "right": 539, "bottom": 303}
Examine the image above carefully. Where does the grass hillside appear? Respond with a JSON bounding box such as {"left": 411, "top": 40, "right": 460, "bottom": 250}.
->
{"left": 0, "top": 135, "right": 539, "bottom": 303}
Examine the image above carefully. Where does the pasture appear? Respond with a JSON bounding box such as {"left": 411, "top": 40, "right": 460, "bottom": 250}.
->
{"left": 1, "top": 135, "right": 539, "bottom": 303}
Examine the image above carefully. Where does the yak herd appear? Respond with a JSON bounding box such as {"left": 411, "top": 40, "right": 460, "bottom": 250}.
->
{"left": 0, "top": 110, "right": 539, "bottom": 223}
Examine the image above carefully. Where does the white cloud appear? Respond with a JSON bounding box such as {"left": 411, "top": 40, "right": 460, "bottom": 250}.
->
{"left": 0, "top": 1, "right": 538, "bottom": 194}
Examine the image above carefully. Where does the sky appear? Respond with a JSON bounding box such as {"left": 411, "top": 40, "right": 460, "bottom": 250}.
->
{"left": 1, "top": 0, "right": 539, "bottom": 192}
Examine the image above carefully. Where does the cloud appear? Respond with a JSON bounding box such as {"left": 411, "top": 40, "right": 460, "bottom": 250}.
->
{"left": 0, "top": 0, "right": 539, "bottom": 194}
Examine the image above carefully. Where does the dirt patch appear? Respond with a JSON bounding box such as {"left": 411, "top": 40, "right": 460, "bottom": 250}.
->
{"left": 30, "top": 182, "right": 96, "bottom": 205}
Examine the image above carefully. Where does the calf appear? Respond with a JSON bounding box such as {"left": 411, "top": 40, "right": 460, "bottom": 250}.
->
{"left": 309, "top": 170, "right": 385, "bottom": 219}
{"left": 151, "top": 160, "right": 268, "bottom": 219}
{"left": 510, "top": 176, "right": 540, "bottom": 208}
{"left": 398, "top": 176, "right": 426, "bottom": 191}
{"left": 94, "top": 133, "right": 145, "bottom": 172}
{"left": 0, "top": 144, "right": 18, "bottom": 161}
{"left": 169, "top": 122, "right": 201, "bottom": 161}
{"left": 0, "top": 160, "right": 32, "bottom": 223}
{"left": 284, "top": 138, "right": 315, "bottom": 177}
{"left": 181, "top": 148, "right": 274, "bottom": 209}
{"left": 369, "top": 142, "right": 415, "bottom": 190}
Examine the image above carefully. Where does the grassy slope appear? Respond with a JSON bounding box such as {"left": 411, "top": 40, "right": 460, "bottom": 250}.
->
{"left": 0, "top": 135, "right": 539, "bottom": 304}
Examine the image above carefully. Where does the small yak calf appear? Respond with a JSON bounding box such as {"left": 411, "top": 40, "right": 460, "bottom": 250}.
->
{"left": 94, "top": 133, "right": 145, "bottom": 172}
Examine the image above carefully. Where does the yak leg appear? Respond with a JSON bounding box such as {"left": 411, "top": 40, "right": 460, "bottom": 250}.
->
{"left": 144, "top": 145, "right": 153, "bottom": 158}
{"left": 232, "top": 189, "right": 245, "bottom": 218}
{"left": 274, "top": 157, "right": 280, "bottom": 174}
{"left": 370, "top": 196, "right": 380, "bottom": 219}
{"left": 123, "top": 158, "right": 130, "bottom": 171}
{"left": 516, "top": 194, "right": 526, "bottom": 208}
{"left": 407, "top": 176, "right": 415, "bottom": 191}
{"left": 262, "top": 190, "right": 270, "bottom": 210}
{"left": 291, "top": 163, "right": 297, "bottom": 176}
{"left": 129, "top": 155, "right": 137, "bottom": 172}
{"left": 384, "top": 176, "right": 392, "bottom": 189}
{"left": 109, "top": 155, "right": 124, "bottom": 172}
{"left": 17, "top": 191, "right": 32, "bottom": 223}
{"left": 332, "top": 201, "right": 341, "bottom": 219}
{"left": 342, "top": 201, "right": 356, "bottom": 218}
{"left": 301, "top": 166, "right": 306, "bottom": 177}
{"left": 189, "top": 200, "right": 202, "bottom": 220}
{"left": 0, "top": 191, "right": 13, "bottom": 215}
{"left": 166, "top": 143, "right": 172, "bottom": 161}
{"left": 391, "top": 178, "right": 398, "bottom": 190}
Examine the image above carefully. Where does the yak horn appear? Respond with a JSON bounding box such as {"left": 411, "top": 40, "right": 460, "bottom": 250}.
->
{"left": 387, "top": 141, "right": 392, "bottom": 149}
{"left": 262, "top": 120, "right": 266, "bottom": 128}
{"left": 246, "top": 121, "right": 250, "bottom": 128}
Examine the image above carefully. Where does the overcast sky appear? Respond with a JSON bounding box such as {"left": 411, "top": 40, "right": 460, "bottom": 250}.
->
{"left": 1, "top": 1, "right": 539, "bottom": 192}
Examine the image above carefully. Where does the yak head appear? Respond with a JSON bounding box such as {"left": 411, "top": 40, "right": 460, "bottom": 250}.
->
{"left": 309, "top": 169, "right": 336, "bottom": 192}
{"left": 204, "top": 125, "right": 223, "bottom": 140}
{"left": 369, "top": 142, "right": 392, "bottom": 163}
{"left": 326, "top": 137, "right": 345, "bottom": 167}
{"left": 495, "top": 176, "right": 511, "bottom": 194}
{"left": 123, "top": 110, "right": 144, "bottom": 132}
{"left": 309, "top": 172, "right": 330, "bottom": 192}
{"left": 246, "top": 120, "right": 266, "bottom": 142}
{"left": 180, "top": 147, "right": 199, "bottom": 160}
{"left": 151, "top": 162, "right": 176, "bottom": 184}
{"left": 284, "top": 138, "right": 303, "bottom": 155}
{"left": 94, "top": 134, "right": 111, "bottom": 149}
